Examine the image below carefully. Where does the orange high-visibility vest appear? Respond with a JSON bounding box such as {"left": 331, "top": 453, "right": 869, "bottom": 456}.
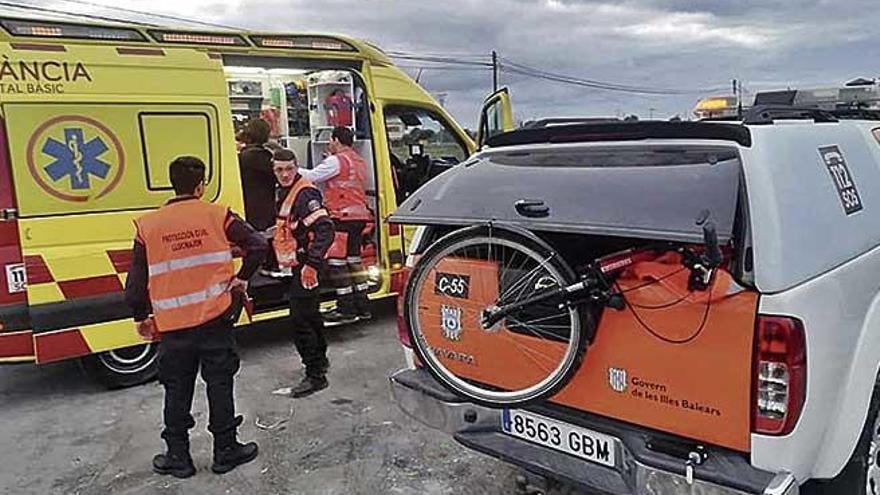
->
{"left": 324, "top": 148, "right": 371, "bottom": 221}
{"left": 135, "top": 200, "right": 234, "bottom": 333}
{"left": 274, "top": 177, "right": 329, "bottom": 268}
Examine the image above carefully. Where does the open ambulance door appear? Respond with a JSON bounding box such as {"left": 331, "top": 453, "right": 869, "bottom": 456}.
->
{"left": 475, "top": 87, "right": 515, "bottom": 149}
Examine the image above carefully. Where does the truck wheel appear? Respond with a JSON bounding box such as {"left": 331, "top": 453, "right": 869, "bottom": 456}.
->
{"left": 80, "top": 343, "right": 159, "bottom": 389}
{"left": 803, "top": 379, "right": 880, "bottom": 494}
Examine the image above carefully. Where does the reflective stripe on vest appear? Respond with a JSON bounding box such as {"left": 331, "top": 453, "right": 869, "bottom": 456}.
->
{"left": 148, "top": 251, "right": 233, "bottom": 277}
{"left": 135, "top": 200, "right": 235, "bottom": 333}
{"left": 152, "top": 282, "right": 228, "bottom": 311}
{"left": 274, "top": 178, "right": 324, "bottom": 268}
{"left": 324, "top": 149, "right": 371, "bottom": 221}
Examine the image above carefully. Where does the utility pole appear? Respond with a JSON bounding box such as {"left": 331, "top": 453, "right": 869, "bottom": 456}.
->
{"left": 733, "top": 79, "right": 743, "bottom": 119}
{"left": 492, "top": 50, "right": 498, "bottom": 93}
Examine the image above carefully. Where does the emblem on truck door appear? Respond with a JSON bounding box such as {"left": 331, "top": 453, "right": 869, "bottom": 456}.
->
{"left": 440, "top": 305, "right": 463, "bottom": 341}
{"left": 608, "top": 367, "right": 628, "bottom": 393}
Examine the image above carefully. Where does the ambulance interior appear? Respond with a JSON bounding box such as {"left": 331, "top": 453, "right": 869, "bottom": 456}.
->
{"left": 223, "top": 62, "right": 379, "bottom": 308}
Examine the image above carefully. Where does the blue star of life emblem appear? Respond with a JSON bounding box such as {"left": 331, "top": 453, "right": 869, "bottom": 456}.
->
{"left": 41, "top": 128, "right": 111, "bottom": 190}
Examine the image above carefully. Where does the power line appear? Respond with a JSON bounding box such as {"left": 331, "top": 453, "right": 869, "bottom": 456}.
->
{"left": 501, "top": 57, "right": 727, "bottom": 96}
{"left": 389, "top": 50, "right": 727, "bottom": 97}
{"left": 389, "top": 53, "right": 492, "bottom": 67}
{"left": 53, "top": 0, "right": 243, "bottom": 30}
{"left": 397, "top": 65, "right": 491, "bottom": 71}
{"left": 0, "top": 0, "right": 158, "bottom": 26}
{"left": 503, "top": 58, "right": 674, "bottom": 94}
{"left": 386, "top": 50, "right": 487, "bottom": 59}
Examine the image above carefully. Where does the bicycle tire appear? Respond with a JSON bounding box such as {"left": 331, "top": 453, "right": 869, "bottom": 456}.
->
{"left": 404, "top": 224, "right": 592, "bottom": 408}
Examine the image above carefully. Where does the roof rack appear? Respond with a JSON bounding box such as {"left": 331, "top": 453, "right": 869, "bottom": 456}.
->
{"left": 741, "top": 105, "right": 839, "bottom": 125}
{"left": 831, "top": 108, "right": 880, "bottom": 120}
{"left": 485, "top": 121, "right": 752, "bottom": 148}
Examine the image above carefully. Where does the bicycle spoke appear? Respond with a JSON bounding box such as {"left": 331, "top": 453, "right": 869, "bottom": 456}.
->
{"left": 499, "top": 331, "right": 557, "bottom": 370}
{"left": 506, "top": 315, "right": 570, "bottom": 343}
{"left": 512, "top": 311, "right": 571, "bottom": 327}
{"left": 497, "top": 254, "right": 555, "bottom": 303}
{"left": 507, "top": 264, "right": 550, "bottom": 307}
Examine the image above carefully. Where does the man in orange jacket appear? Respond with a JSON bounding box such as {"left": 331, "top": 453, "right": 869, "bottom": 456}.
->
{"left": 298, "top": 126, "right": 373, "bottom": 324}
{"left": 273, "top": 148, "right": 335, "bottom": 397}
{"left": 124, "top": 156, "right": 267, "bottom": 478}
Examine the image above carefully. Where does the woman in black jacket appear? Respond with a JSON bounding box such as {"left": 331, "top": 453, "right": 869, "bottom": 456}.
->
{"left": 237, "top": 119, "right": 277, "bottom": 231}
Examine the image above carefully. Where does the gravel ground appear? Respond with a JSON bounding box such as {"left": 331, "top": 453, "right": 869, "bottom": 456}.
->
{"left": 0, "top": 304, "right": 530, "bottom": 495}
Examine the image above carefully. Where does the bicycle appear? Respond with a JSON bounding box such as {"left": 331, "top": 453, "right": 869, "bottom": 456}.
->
{"left": 403, "top": 220, "right": 724, "bottom": 407}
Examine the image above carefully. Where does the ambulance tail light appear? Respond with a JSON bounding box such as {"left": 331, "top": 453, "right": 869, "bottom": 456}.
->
{"left": 389, "top": 223, "right": 401, "bottom": 237}
{"left": 753, "top": 315, "right": 807, "bottom": 436}
{"left": 0, "top": 19, "right": 146, "bottom": 41}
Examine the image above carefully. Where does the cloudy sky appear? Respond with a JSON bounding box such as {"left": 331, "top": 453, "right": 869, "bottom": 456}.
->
{"left": 3, "top": 0, "right": 878, "bottom": 126}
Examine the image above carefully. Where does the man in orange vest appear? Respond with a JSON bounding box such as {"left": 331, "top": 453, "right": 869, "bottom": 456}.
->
{"left": 124, "top": 156, "right": 267, "bottom": 478}
{"left": 298, "top": 126, "right": 373, "bottom": 324}
{"left": 273, "top": 148, "right": 335, "bottom": 397}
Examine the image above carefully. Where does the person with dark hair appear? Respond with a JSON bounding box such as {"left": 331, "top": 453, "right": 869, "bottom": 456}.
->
{"left": 124, "top": 156, "right": 267, "bottom": 478}
{"left": 298, "top": 126, "right": 373, "bottom": 324}
{"left": 272, "top": 148, "right": 335, "bottom": 397}
{"left": 238, "top": 119, "right": 276, "bottom": 231}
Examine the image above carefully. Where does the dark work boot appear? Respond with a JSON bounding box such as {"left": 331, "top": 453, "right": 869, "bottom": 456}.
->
{"left": 212, "top": 441, "right": 259, "bottom": 474}
{"left": 152, "top": 451, "right": 196, "bottom": 479}
{"left": 212, "top": 419, "right": 259, "bottom": 475}
{"left": 290, "top": 374, "right": 329, "bottom": 398}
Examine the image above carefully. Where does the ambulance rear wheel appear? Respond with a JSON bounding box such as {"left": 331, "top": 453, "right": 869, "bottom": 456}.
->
{"left": 80, "top": 343, "right": 159, "bottom": 389}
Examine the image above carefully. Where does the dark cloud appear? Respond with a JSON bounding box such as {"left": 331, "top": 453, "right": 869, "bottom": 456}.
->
{"left": 8, "top": 0, "right": 880, "bottom": 125}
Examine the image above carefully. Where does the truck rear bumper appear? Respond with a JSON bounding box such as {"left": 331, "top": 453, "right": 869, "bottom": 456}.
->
{"left": 390, "top": 368, "right": 798, "bottom": 495}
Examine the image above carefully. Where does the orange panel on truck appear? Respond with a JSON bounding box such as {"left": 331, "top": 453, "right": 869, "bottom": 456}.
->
{"left": 418, "top": 252, "right": 757, "bottom": 452}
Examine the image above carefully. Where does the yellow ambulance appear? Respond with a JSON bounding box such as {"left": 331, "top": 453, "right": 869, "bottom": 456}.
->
{"left": 0, "top": 16, "right": 481, "bottom": 387}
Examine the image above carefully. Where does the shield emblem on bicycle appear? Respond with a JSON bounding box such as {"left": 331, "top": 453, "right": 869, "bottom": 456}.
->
{"left": 440, "top": 305, "right": 463, "bottom": 341}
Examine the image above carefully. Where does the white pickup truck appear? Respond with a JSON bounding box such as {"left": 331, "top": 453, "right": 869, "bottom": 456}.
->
{"left": 387, "top": 107, "right": 880, "bottom": 494}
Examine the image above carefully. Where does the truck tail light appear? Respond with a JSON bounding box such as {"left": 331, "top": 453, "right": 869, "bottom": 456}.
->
{"left": 392, "top": 266, "right": 412, "bottom": 348}
{"left": 752, "top": 315, "right": 806, "bottom": 435}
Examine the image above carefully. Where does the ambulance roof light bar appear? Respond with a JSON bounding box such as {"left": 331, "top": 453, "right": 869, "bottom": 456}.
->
{"left": 250, "top": 35, "right": 356, "bottom": 52}
{"left": 695, "top": 96, "right": 737, "bottom": 112}
{"left": 0, "top": 18, "right": 147, "bottom": 42}
{"left": 149, "top": 30, "right": 249, "bottom": 47}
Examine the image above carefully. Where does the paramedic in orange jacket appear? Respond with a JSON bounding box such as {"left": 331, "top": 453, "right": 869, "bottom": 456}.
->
{"left": 124, "top": 156, "right": 267, "bottom": 479}
{"left": 298, "top": 126, "right": 372, "bottom": 323}
{"left": 273, "top": 148, "right": 335, "bottom": 398}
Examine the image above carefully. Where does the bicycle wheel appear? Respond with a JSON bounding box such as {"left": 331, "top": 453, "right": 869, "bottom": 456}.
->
{"left": 404, "top": 224, "right": 591, "bottom": 407}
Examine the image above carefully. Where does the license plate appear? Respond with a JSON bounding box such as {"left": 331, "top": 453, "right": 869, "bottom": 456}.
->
{"left": 5, "top": 263, "right": 25, "bottom": 294}
{"left": 501, "top": 409, "right": 616, "bottom": 468}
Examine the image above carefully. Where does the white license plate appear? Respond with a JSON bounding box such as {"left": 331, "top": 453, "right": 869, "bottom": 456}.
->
{"left": 5, "top": 263, "right": 25, "bottom": 294}
{"left": 501, "top": 409, "right": 616, "bottom": 468}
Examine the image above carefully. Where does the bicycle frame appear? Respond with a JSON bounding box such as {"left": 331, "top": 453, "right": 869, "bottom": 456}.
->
{"left": 480, "top": 243, "right": 720, "bottom": 329}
